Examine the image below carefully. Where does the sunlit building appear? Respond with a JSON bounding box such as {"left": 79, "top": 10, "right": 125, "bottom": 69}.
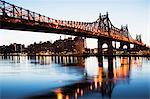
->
{"left": 74, "top": 37, "right": 85, "bottom": 54}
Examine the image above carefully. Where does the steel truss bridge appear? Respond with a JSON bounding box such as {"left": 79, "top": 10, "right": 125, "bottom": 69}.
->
{"left": 0, "top": 0, "right": 149, "bottom": 55}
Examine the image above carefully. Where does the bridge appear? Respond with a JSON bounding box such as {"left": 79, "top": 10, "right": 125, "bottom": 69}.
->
{"left": 0, "top": 0, "right": 149, "bottom": 56}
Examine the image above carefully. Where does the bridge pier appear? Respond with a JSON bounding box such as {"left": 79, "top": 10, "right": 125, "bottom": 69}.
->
{"left": 108, "top": 40, "right": 113, "bottom": 56}
{"left": 120, "top": 42, "right": 130, "bottom": 53}
{"left": 98, "top": 38, "right": 103, "bottom": 66}
{"left": 113, "top": 41, "right": 118, "bottom": 55}
{"left": 98, "top": 38, "right": 113, "bottom": 56}
{"left": 98, "top": 38, "right": 103, "bottom": 56}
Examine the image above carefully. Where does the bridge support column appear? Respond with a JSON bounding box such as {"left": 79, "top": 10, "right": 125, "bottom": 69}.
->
{"left": 98, "top": 38, "right": 103, "bottom": 66}
{"left": 120, "top": 42, "right": 130, "bottom": 53}
{"left": 114, "top": 41, "right": 117, "bottom": 55}
{"left": 98, "top": 38, "right": 113, "bottom": 56}
{"left": 108, "top": 40, "right": 113, "bottom": 56}
{"left": 127, "top": 43, "right": 130, "bottom": 54}
{"left": 98, "top": 38, "right": 103, "bottom": 56}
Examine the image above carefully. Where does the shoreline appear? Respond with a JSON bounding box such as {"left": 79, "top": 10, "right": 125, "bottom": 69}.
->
{"left": 0, "top": 53, "right": 149, "bottom": 57}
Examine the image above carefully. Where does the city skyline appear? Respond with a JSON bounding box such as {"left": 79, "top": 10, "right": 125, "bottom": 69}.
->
{"left": 0, "top": 0, "right": 149, "bottom": 48}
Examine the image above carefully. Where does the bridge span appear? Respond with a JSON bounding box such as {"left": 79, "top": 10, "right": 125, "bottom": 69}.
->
{"left": 0, "top": 0, "right": 149, "bottom": 56}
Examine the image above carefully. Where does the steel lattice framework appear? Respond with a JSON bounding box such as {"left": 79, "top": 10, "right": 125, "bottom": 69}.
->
{"left": 0, "top": 0, "right": 145, "bottom": 46}
{"left": 136, "top": 34, "right": 142, "bottom": 43}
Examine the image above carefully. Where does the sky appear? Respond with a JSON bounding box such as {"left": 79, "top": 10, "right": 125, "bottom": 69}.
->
{"left": 0, "top": 0, "right": 149, "bottom": 48}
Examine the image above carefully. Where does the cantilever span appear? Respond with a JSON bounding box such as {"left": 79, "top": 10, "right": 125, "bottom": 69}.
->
{"left": 0, "top": 0, "right": 146, "bottom": 47}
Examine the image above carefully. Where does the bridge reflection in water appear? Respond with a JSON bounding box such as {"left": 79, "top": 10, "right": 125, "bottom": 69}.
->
{"left": 0, "top": 55, "right": 145, "bottom": 98}
{"left": 52, "top": 57, "right": 134, "bottom": 99}
{"left": 3, "top": 55, "right": 141, "bottom": 99}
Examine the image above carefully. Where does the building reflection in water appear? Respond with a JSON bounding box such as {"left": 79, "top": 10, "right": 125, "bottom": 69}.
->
{"left": 1, "top": 55, "right": 22, "bottom": 63}
{"left": 28, "top": 55, "right": 85, "bottom": 67}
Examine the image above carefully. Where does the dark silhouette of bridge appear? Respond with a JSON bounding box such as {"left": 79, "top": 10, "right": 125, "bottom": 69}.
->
{"left": 0, "top": 0, "right": 149, "bottom": 56}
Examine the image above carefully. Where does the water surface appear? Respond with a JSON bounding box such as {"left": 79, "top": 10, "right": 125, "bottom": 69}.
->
{"left": 0, "top": 56, "right": 150, "bottom": 99}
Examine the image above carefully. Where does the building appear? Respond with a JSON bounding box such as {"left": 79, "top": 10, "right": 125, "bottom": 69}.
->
{"left": 53, "top": 37, "right": 85, "bottom": 54}
{"left": 27, "top": 41, "right": 53, "bottom": 54}
{"left": 0, "top": 37, "right": 85, "bottom": 55}
{"left": 0, "top": 43, "right": 25, "bottom": 54}
{"left": 74, "top": 37, "right": 85, "bottom": 54}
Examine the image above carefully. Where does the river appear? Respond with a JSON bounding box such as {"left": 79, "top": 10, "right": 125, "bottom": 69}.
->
{"left": 0, "top": 55, "right": 150, "bottom": 99}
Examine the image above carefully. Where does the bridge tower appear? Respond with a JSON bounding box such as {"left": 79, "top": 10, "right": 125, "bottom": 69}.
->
{"left": 134, "top": 34, "right": 143, "bottom": 51}
{"left": 97, "top": 12, "right": 113, "bottom": 68}
{"left": 98, "top": 12, "right": 113, "bottom": 56}
{"left": 136, "top": 34, "right": 142, "bottom": 43}
{"left": 119, "top": 25, "right": 130, "bottom": 52}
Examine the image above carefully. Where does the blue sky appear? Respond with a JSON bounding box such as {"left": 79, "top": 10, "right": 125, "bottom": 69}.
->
{"left": 0, "top": 0, "right": 149, "bottom": 48}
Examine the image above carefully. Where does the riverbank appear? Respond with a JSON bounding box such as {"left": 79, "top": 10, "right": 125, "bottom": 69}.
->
{"left": 0, "top": 53, "right": 149, "bottom": 57}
